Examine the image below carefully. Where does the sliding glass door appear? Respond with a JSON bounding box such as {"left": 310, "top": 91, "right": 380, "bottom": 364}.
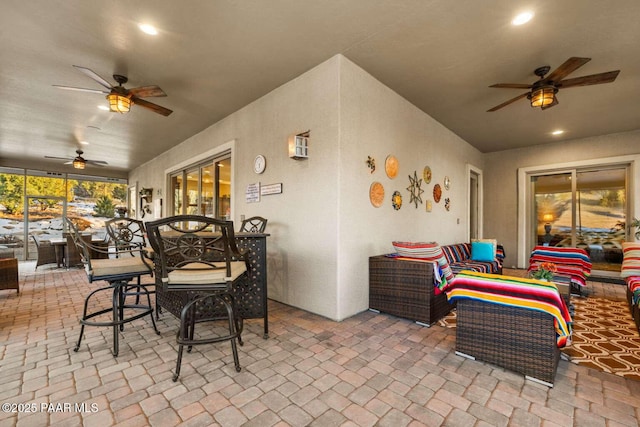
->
{"left": 169, "top": 153, "right": 231, "bottom": 220}
{"left": 531, "top": 166, "right": 628, "bottom": 274}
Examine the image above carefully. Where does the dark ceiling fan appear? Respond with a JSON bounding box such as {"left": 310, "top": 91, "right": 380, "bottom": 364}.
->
{"left": 53, "top": 65, "right": 173, "bottom": 116}
{"left": 487, "top": 57, "right": 620, "bottom": 112}
{"left": 45, "top": 149, "right": 108, "bottom": 169}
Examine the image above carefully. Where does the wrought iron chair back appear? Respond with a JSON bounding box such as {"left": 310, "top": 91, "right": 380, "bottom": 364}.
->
{"left": 238, "top": 216, "right": 268, "bottom": 233}
{"left": 105, "top": 218, "right": 147, "bottom": 254}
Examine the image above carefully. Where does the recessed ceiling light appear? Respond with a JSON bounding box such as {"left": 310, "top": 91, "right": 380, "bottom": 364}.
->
{"left": 98, "top": 105, "right": 109, "bottom": 111}
{"left": 512, "top": 11, "right": 534, "bottom": 26}
{"left": 139, "top": 23, "right": 158, "bottom": 35}
{"left": 552, "top": 130, "right": 564, "bottom": 135}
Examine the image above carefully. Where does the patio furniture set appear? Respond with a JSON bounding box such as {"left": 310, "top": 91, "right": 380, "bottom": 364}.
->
{"left": 369, "top": 241, "right": 590, "bottom": 386}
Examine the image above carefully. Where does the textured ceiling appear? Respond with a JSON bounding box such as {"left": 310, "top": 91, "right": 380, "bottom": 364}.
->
{"left": 1, "top": 0, "right": 639, "bottom": 177}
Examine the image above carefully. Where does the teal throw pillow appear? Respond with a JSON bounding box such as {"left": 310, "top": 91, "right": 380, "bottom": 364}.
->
{"left": 471, "top": 241, "right": 495, "bottom": 262}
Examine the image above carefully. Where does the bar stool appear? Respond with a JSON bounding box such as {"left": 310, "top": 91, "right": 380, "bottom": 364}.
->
{"left": 146, "top": 215, "right": 247, "bottom": 381}
{"left": 66, "top": 218, "right": 159, "bottom": 356}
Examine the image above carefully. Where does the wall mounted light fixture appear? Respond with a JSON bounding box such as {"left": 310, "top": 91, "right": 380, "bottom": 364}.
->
{"left": 288, "top": 131, "right": 310, "bottom": 160}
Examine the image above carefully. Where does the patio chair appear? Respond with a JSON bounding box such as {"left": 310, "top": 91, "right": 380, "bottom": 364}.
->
{"left": 238, "top": 216, "right": 268, "bottom": 233}
{"left": 66, "top": 218, "right": 159, "bottom": 357}
{"left": 527, "top": 245, "right": 592, "bottom": 296}
{"left": 146, "top": 215, "right": 247, "bottom": 381}
{"left": 31, "top": 235, "right": 57, "bottom": 269}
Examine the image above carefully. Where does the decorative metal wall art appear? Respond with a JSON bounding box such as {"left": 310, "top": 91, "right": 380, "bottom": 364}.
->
{"left": 406, "top": 170, "right": 424, "bottom": 208}
{"left": 366, "top": 156, "right": 376, "bottom": 173}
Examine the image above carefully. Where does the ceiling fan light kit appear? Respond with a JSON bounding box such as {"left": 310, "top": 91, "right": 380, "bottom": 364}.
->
{"left": 529, "top": 85, "right": 557, "bottom": 108}
{"left": 73, "top": 156, "right": 86, "bottom": 169}
{"left": 107, "top": 93, "right": 132, "bottom": 113}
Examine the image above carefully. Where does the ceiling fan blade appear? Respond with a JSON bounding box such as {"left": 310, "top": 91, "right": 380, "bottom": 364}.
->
{"left": 545, "top": 57, "right": 591, "bottom": 83}
{"left": 541, "top": 97, "right": 559, "bottom": 110}
{"left": 489, "top": 83, "right": 532, "bottom": 89}
{"left": 487, "top": 92, "right": 529, "bottom": 112}
{"left": 86, "top": 160, "right": 108, "bottom": 166}
{"left": 128, "top": 85, "right": 167, "bottom": 98}
{"left": 73, "top": 65, "right": 113, "bottom": 89}
{"left": 44, "top": 155, "right": 73, "bottom": 161}
{"left": 52, "top": 85, "right": 110, "bottom": 94}
{"left": 131, "top": 96, "right": 173, "bottom": 116}
{"left": 557, "top": 70, "right": 620, "bottom": 88}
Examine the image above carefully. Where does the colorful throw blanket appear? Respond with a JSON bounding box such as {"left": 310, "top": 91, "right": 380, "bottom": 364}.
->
{"left": 444, "top": 271, "right": 572, "bottom": 347}
{"left": 390, "top": 255, "right": 448, "bottom": 293}
{"left": 627, "top": 276, "right": 640, "bottom": 305}
{"left": 528, "top": 246, "right": 591, "bottom": 287}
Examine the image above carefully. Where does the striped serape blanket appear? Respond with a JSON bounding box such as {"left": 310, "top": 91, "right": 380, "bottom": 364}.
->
{"left": 444, "top": 271, "right": 572, "bottom": 347}
{"left": 528, "top": 246, "right": 591, "bottom": 287}
{"left": 627, "top": 276, "right": 640, "bottom": 305}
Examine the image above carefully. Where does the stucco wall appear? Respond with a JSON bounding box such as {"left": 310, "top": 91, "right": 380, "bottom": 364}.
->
{"left": 131, "top": 55, "right": 342, "bottom": 319}
{"left": 336, "top": 57, "right": 484, "bottom": 319}
{"left": 130, "top": 54, "right": 487, "bottom": 320}
{"left": 484, "top": 129, "right": 640, "bottom": 268}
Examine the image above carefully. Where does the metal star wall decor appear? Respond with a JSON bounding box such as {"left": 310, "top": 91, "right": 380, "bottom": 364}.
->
{"left": 406, "top": 170, "right": 424, "bottom": 208}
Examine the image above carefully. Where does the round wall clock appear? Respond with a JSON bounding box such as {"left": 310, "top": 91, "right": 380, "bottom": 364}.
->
{"left": 253, "top": 155, "right": 266, "bottom": 174}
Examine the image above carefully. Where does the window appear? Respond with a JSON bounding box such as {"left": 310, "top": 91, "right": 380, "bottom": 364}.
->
{"left": 169, "top": 153, "right": 231, "bottom": 219}
{"left": 0, "top": 167, "right": 126, "bottom": 260}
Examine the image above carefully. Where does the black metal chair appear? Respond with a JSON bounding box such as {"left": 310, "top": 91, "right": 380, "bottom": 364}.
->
{"left": 105, "top": 218, "right": 159, "bottom": 312}
{"left": 146, "top": 215, "right": 247, "bottom": 381}
{"left": 238, "top": 216, "right": 268, "bottom": 233}
{"left": 66, "top": 218, "right": 159, "bottom": 356}
{"left": 105, "top": 218, "right": 148, "bottom": 255}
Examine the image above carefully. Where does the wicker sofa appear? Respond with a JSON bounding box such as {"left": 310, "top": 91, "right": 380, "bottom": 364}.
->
{"left": 368, "top": 241, "right": 505, "bottom": 326}
{"left": 369, "top": 255, "right": 454, "bottom": 326}
{"left": 442, "top": 242, "right": 505, "bottom": 275}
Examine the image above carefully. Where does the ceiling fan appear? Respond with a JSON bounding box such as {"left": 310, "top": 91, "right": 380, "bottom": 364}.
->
{"left": 45, "top": 149, "right": 108, "bottom": 170}
{"left": 487, "top": 57, "right": 620, "bottom": 112}
{"left": 53, "top": 65, "right": 173, "bottom": 116}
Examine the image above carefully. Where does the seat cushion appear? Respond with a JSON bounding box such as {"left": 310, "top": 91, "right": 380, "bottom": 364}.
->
{"left": 167, "top": 261, "right": 247, "bottom": 285}
{"left": 90, "top": 257, "right": 152, "bottom": 279}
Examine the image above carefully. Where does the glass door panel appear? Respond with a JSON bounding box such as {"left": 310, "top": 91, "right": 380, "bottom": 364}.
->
{"left": 170, "top": 174, "right": 183, "bottom": 216}
{"left": 576, "top": 168, "right": 626, "bottom": 272}
{"left": 26, "top": 196, "right": 66, "bottom": 260}
{"left": 533, "top": 173, "right": 573, "bottom": 247}
{"left": 531, "top": 166, "right": 628, "bottom": 274}
{"left": 201, "top": 164, "right": 214, "bottom": 217}
{"left": 217, "top": 158, "right": 231, "bottom": 220}
{"left": 185, "top": 168, "right": 200, "bottom": 215}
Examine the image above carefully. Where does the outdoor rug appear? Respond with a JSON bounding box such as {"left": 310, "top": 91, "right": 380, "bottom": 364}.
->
{"left": 439, "top": 297, "right": 640, "bottom": 380}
